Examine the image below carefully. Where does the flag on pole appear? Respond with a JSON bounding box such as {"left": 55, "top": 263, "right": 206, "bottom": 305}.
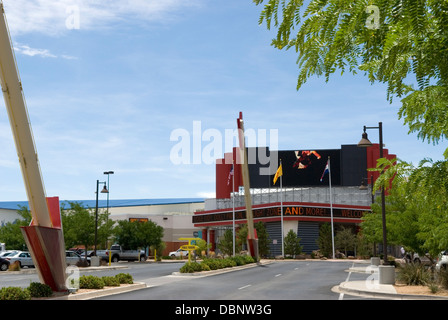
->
{"left": 320, "top": 160, "right": 329, "bottom": 182}
{"left": 273, "top": 163, "right": 283, "bottom": 185}
{"left": 227, "top": 165, "right": 234, "bottom": 186}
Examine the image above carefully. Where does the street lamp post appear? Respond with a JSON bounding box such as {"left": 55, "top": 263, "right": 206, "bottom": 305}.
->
{"left": 103, "top": 171, "right": 114, "bottom": 250}
{"left": 94, "top": 180, "right": 108, "bottom": 256}
{"left": 103, "top": 171, "right": 114, "bottom": 214}
{"left": 357, "top": 122, "right": 389, "bottom": 264}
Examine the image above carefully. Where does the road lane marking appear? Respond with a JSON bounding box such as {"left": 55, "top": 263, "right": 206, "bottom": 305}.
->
{"left": 275, "top": 274, "right": 282, "bottom": 277}
{"left": 238, "top": 284, "right": 251, "bottom": 290}
{"left": 339, "top": 262, "right": 354, "bottom": 300}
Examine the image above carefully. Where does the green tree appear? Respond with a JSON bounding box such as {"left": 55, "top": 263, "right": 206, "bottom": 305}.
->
{"left": 217, "top": 229, "right": 234, "bottom": 257}
{"left": 317, "top": 223, "right": 333, "bottom": 258}
{"left": 195, "top": 238, "right": 211, "bottom": 257}
{"left": 335, "top": 226, "right": 356, "bottom": 256}
{"left": 254, "top": 0, "right": 448, "bottom": 156}
{"left": 62, "top": 202, "right": 96, "bottom": 257}
{"left": 362, "top": 157, "right": 448, "bottom": 259}
{"left": 255, "top": 222, "right": 270, "bottom": 257}
{"left": 0, "top": 205, "right": 31, "bottom": 250}
{"left": 150, "top": 241, "right": 166, "bottom": 261}
{"left": 235, "top": 223, "right": 270, "bottom": 257}
{"left": 284, "top": 229, "right": 302, "bottom": 257}
{"left": 236, "top": 224, "right": 248, "bottom": 252}
{"left": 113, "top": 219, "right": 164, "bottom": 251}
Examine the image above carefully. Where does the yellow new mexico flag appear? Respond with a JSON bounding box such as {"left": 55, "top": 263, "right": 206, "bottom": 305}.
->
{"left": 273, "top": 164, "right": 283, "bottom": 185}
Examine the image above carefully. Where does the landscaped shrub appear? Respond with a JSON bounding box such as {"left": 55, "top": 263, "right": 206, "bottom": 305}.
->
{"left": 222, "top": 258, "right": 237, "bottom": 268}
{"left": 437, "top": 268, "right": 448, "bottom": 289}
{"left": 201, "top": 258, "right": 222, "bottom": 270}
{"left": 0, "top": 287, "right": 31, "bottom": 300}
{"left": 243, "top": 255, "right": 255, "bottom": 264}
{"left": 79, "top": 275, "right": 105, "bottom": 289}
{"left": 397, "top": 263, "right": 431, "bottom": 285}
{"left": 230, "top": 254, "right": 255, "bottom": 266}
{"left": 102, "top": 276, "right": 120, "bottom": 287}
{"left": 231, "top": 255, "right": 246, "bottom": 266}
{"left": 115, "top": 273, "right": 134, "bottom": 284}
{"left": 179, "top": 256, "right": 256, "bottom": 273}
{"left": 180, "top": 262, "right": 206, "bottom": 273}
{"left": 28, "top": 282, "right": 53, "bottom": 298}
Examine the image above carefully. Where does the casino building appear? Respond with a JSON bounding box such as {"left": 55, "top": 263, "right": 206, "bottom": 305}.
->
{"left": 193, "top": 144, "right": 396, "bottom": 256}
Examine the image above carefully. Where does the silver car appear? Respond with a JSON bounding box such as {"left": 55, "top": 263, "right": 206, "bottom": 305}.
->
{"left": 0, "top": 250, "right": 18, "bottom": 258}
{"left": 66, "top": 250, "right": 90, "bottom": 266}
{"left": 6, "top": 251, "right": 34, "bottom": 268}
{"left": 436, "top": 250, "right": 448, "bottom": 271}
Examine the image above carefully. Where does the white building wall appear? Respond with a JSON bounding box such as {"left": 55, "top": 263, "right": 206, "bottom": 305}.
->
{"left": 0, "top": 209, "right": 21, "bottom": 226}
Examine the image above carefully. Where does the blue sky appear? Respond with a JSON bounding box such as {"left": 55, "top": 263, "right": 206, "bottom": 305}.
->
{"left": 0, "top": 0, "right": 445, "bottom": 202}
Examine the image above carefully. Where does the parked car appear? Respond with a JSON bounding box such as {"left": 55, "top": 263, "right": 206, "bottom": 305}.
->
{"left": 96, "top": 244, "right": 146, "bottom": 262}
{"left": 412, "top": 253, "right": 433, "bottom": 266}
{"left": 6, "top": 251, "right": 34, "bottom": 268}
{"left": 0, "top": 250, "right": 17, "bottom": 258}
{"left": 169, "top": 248, "right": 190, "bottom": 257}
{"left": 66, "top": 250, "right": 90, "bottom": 266}
{"left": 436, "top": 250, "right": 448, "bottom": 271}
{"left": 0, "top": 257, "right": 10, "bottom": 271}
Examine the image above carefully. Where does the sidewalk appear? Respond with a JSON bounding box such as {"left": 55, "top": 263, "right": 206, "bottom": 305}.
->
{"left": 335, "top": 263, "right": 448, "bottom": 300}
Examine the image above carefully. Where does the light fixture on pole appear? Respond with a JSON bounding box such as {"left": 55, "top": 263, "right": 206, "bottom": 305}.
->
{"left": 103, "top": 171, "right": 114, "bottom": 214}
{"left": 357, "top": 122, "right": 388, "bottom": 264}
{"left": 94, "top": 180, "right": 108, "bottom": 256}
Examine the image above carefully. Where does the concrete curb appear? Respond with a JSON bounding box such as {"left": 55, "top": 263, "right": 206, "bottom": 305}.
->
{"left": 335, "top": 280, "right": 448, "bottom": 300}
{"left": 171, "top": 260, "right": 273, "bottom": 277}
{"left": 49, "top": 282, "right": 147, "bottom": 300}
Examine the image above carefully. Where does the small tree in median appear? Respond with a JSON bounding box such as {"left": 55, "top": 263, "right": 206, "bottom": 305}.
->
{"left": 284, "top": 229, "right": 302, "bottom": 258}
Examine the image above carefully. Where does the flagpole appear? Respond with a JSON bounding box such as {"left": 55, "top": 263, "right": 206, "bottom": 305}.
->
{"left": 232, "top": 161, "right": 235, "bottom": 257}
{"left": 328, "top": 156, "right": 335, "bottom": 260}
{"left": 280, "top": 159, "right": 284, "bottom": 258}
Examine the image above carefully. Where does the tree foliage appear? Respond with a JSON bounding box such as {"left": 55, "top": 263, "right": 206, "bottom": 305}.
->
{"left": 362, "top": 158, "right": 448, "bottom": 258}
{"left": 61, "top": 201, "right": 114, "bottom": 255}
{"left": 217, "top": 229, "right": 234, "bottom": 256}
{"left": 284, "top": 229, "right": 302, "bottom": 257}
{"left": 113, "top": 219, "right": 164, "bottom": 250}
{"left": 0, "top": 206, "right": 32, "bottom": 250}
{"left": 233, "top": 222, "right": 270, "bottom": 256}
{"left": 335, "top": 226, "right": 356, "bottom": 256}
{"left": 254, "top": 0, "right": 448, "bottom": 156}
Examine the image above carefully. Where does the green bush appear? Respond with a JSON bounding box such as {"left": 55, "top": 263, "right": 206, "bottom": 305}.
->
{"left": 102, "top": 276, "right": 120, "bottom": 287}
{"left": 28, "top": 282, "right": 53, "bottom": 298}
{"left": 230, "top": 255, "right": 255, "bottom": 266}
{"left": 243, "top": 255, "right": 255, "bottom": 264}
{"left": 79, "top": 275, "right": 105, "bottom": 289}
{"left": 115, "top": 273, "right": 134, "bottom": 284}
{"left": 180, "top": 256, "right": 255, "bottom": 273}
{"left": 437, "top": 268, "right": 448, "bottom": 289}
{"left": 180, "top": 262, "right": 207, "bottom": 273}
{"left": 397, "top": 263, "right": 431, "bottom": 285}
{"left": 201, "top": 258, "right": 222, "bottom": 270}
{"left": 0, "top": 287, "right": 31, "bottom": 300}
{"left": 222, "top": 258, "right": 237, "bottom": 268}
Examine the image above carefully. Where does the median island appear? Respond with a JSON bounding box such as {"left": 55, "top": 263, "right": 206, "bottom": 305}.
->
{"left": 179, "top": 255, "right": 255, "bottom": 273}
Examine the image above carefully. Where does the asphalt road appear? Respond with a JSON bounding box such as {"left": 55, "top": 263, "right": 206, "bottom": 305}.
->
{"left": 95, "top": 260, "right": 372, "bottom": 300}
{"left": 0, "top": 261, "right": 183, "bottom": 289}
{"left": 0, "top": 260, "right": 373, "bottom": 301}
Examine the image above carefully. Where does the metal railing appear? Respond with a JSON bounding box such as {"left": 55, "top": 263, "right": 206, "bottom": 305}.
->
{"left": 213, "top": 186, "right": 375, "bottom": 210}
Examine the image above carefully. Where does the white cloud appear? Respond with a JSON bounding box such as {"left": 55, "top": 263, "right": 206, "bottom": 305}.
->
{"left": 13, "top": 43, "right": 56, "bottom": 58}
{"left": 197, "top": 191, "right": 215, "bottom": 199}
{"left": 2, "top": 0, "right": 203, "bottom": 36}
{"left": 13, "top": 43, "right": 78, "bottom": 59}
